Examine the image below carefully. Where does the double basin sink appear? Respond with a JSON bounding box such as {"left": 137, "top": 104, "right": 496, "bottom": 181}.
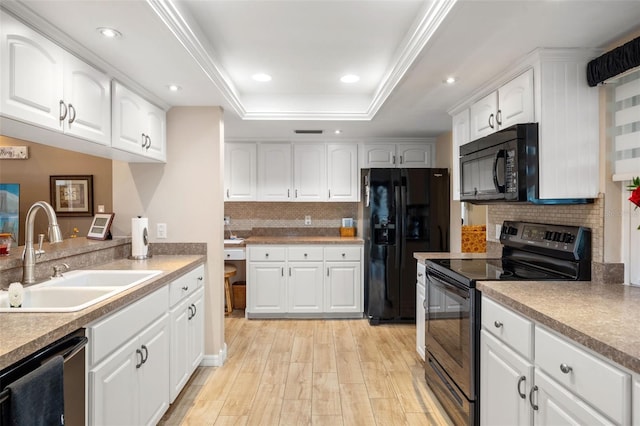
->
{"left": 0, "top": 269, "right": 162, "bottom": 313}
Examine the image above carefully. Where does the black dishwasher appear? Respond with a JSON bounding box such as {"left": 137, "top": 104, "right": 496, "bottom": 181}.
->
{"left": 0, "top": 329, "right": 87, "bottom": 426}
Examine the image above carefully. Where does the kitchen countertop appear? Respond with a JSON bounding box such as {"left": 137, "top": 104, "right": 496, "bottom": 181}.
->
{"left": 415, "top": 252, "right": 640, "bottom": 374}
{"left": 0, "top": 255, "right": 205, "bottom": 370}
{"left": 245, "top": 236, "right": 363, "bottom": 245}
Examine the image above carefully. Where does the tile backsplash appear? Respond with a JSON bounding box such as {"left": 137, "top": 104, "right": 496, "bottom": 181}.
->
{"left": 224, "top": 202, "right": 358, "bottom": 236}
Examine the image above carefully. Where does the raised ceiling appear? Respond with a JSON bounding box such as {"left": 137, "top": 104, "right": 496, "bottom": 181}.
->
{"left": 4, "top": 0, "right": 640, "bottom": 139}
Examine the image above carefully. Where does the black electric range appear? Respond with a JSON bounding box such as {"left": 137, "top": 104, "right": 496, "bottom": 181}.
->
{"left": 423, "top": 221, "right": 591, "bottom": 426}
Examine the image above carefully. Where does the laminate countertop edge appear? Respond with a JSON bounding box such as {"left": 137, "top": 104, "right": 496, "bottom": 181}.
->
{"left": 0, "top": 255, "right": 205, "bottom": 370}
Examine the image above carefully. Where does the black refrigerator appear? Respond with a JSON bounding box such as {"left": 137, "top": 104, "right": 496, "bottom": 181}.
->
{"left": 362, "top": 168, "right": 449, "bottom": 324}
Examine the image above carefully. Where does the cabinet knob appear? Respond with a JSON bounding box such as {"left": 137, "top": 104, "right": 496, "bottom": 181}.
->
{"left": 198, "top": 276, "right": 203, "bottom": 281}
{"left": 265, "top": 253, "right": 269, "bottom": 258}
{"left": 418, "top": 272, "right": 423, "bottom": 277}
{"left": 494, "top": 320, "right": 503, "bottom": 328}
{"left": 342, "top": 253, "right": 346, "bottom": 257}
{"left": 559, "top": 363, "right": 573, "bottom": 374}
{"left": 304, "top": 253, "right": 308, "bottom": 257}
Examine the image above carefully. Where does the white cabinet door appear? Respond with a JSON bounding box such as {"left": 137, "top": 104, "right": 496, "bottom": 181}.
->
{"left": 363, "top": 143, "right": 396, "bottom": 168}
{"left": 112, "top": 82, "right": 145, "bottom": 154}
{"left": 63, "top": 53, "right": 111, "bottom": 145}
{"left": 481, "top": 330, "right": 533, "bottom": 426}
{"left": 397, "top": 143, "right": 433, "bottom": 168}
{"left": 169, "top": 298, "right": 189, "bottom": 402}
{"left": 293, "top": 144, "right": 326, "bottom": 201}
{"left": 143, "top": 101, "right": 166, "bottom": 162}
{"left": 258, "top": 143, "right": 292, "bottom": 201}
{"left": 451, "top": 109, "right": 470, "bottom": 201}
{"left": 498, "top": 69, "right": 534, "bottom": 129}
{"left": 225, "top": 142, "right": 257, "bottom": 201}
{"left": 288, "top": 262, "right": 323, "bottom": 313}
{"left": 249, "top": 262, "right": 287, "bottom": 313}
{"left": 416, "top": 281, "right": 425, "bottom": 360}
{"left": 112, "top": 82, "right": 166, "bottom": 162}
{"left": 534, "top": 370, "right": 615, "bottom": 426}
{"left": 138, "top": 314, "right": 170, "bottom": 426}
{"left": 470, "top": 91, "right": 498, "bottom": 140}
{"left": 325, "top": 261, "right": 361, "bottom": 313}
{"left": 327, "top": 143, "right": 358, "bottom": 201}
{"left": 188, "top": 288, "right": 205, "bottom": 372}
{"left": 0, "top": 11, "right": 64, "bottom": 131}
{"left": 633, "top": 375, "right": 640, "bottom": 426}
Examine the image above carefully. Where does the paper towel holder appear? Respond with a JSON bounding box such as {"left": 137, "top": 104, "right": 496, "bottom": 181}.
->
{"left": 87, "top": 213, "right": 115, "bottom": 240}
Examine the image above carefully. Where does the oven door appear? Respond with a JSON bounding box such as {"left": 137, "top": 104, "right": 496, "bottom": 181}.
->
{"left": 424, "top": 269, "right": 476, "bottom": 400}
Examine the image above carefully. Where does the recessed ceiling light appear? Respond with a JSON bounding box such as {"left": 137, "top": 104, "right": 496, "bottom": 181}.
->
{"left": 444, "top": 76, "right": 457, "bottom": 84}
{"left": 252, "top": 73, "right": 272, "bottom": 82}
{"left": 340, "top": 74, "right": 360, "bottom": 83}
{"left": 334, "top": 130, "right": 342, "bottom": 134}
{"left": 97, "top": 27, "right": 121, "bottom": 39}
{"left": 167, "top": 84, "right": 182, "bottom": 92}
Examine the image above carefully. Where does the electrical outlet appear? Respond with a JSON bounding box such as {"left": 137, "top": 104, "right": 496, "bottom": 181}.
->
{"left": 304, "top": 215, "right": 311, "bottom": 225}
{"left": 97, "top": 205, "right": 105, "bottom": 213}
{"left": 224, "top": 216, "right": 231, "bottom": 225}
{"left": 157, "top": 223, "right": 167, "bottom": 239}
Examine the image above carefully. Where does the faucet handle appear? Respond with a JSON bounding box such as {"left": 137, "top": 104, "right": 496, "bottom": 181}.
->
{"left": 52, "top": 263, "right": 69, "bottom": 278}
{"left": 35, "top": 233, "right": 45, "bottom": 255}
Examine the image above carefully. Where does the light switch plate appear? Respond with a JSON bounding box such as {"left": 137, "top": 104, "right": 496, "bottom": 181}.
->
{"left": 157, "top": 223, "right": 167, "bottom": 239}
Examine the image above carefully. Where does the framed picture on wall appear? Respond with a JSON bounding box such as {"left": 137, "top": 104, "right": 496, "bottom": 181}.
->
{"left": 0, "top": 183, "right": 20, "bottom": 245}
{"left": 50, "top": 175, "right": 94, "bottom": 217}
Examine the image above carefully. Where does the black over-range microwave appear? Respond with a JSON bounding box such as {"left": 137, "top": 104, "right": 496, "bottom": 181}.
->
{"left": 459, "top": 123, "right": 539, "bottom": 203}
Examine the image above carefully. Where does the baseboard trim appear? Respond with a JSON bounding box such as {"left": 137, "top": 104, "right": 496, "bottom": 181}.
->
{"left": 200, "top": 342, "right": 227, "bottom": 367}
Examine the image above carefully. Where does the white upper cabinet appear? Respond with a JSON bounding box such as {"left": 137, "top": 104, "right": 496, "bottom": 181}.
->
{"left": 451, "top": 109, "right": 470, "bottom": 201}
{"left": 327, "top": 143, "right": 358, "bottom": 201}
{"left": 293, "top": 143, "right": 326, "bottom": 201}
{"left": 258, "top": 143, "right": 293, "bottom": 201}
{"left": 362, "top": 142, "right": 434, "bottom": 168}
{"left": 1, "top": 11, "right": 111, "bottom": 146}
{"left": 112, "top": 81, "right": 166, "bottom": 162}
{"left": 224, "top": 142, "right": 257, "bottom": 201}
{"left": 470, "top": 69, "right": 534, "bottom": 140}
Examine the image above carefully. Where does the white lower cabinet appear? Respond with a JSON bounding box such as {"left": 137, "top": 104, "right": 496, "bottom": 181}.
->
{"left": 633, "top": 375, "right": 640, "bottom": 426}
{"left": 88, "top": 265, "right": 206, "bottom": 425}
{"left": 169, "top": 265, "right": 205, "bottom": 402}
{"left": 88, "top": 288, "right": 170, "bottom": 425}
{"left": 481, "top": 295, "right": 632, "bottom": 426}
{"left": 416, "top": 274, "right": 425, "bottom": 360}
{"left": 247, "top": 244, "right": 362, "bottom": 317}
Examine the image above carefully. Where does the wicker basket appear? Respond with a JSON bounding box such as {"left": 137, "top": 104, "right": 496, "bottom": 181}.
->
{"left": 339, "top": 227, "right": 356, "bottom": 237}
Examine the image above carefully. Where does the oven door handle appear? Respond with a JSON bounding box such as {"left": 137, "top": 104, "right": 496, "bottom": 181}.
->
{"left": 427, "top": 272, "right": 469, "bottom": 300}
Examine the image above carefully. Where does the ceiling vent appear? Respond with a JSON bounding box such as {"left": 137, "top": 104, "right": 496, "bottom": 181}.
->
{"left": 294, "top": 129, "right": 324, "bottom": 134}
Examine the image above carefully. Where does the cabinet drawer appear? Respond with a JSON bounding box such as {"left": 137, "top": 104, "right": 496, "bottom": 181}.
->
{"left": 169, "top": 265, "right": 204, "bottom": 306}
{"left": 249, "top": 246, "right": 286, "bottom": 261}
{"left": 481, "top": 297, "right": 533, "bottom": 360}
{"left": 535, "top": 326, "right": 630, "bottom": 424}
{"left": 224, "top": 248, "right": 246, "bottom": 260}
{"left": 88, "top": 285, "right": 169, "bottom": 366}
{"left": 324, "top": 246, "right": 361, "bottom": 261}
{"left": 287, "top": 246, "right": 323, "bottom": 261}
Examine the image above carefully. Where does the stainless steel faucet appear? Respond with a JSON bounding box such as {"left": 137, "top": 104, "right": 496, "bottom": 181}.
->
{"left": 22, "top": 201, "right": 63, "bottom": 284}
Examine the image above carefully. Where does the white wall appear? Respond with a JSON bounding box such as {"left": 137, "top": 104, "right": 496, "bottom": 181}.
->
{"left": 112, "top": 106, "right": 225, "bottom": 361}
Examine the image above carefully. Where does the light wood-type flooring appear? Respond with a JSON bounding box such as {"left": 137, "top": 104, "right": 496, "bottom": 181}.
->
{"left": 159, "top": 311, "right": 453, "bottom": 425}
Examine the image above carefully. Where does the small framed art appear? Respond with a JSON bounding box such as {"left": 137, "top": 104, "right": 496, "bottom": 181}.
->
{"left": 50, "top": 175, "right": 94, "bottom": 217}
{"left": 87, "top": 213, "right": 115, "bottom": 240}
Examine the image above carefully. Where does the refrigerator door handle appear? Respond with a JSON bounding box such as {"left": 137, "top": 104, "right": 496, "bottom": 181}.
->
{"left": 394, "top": 185, "right": 401, "bottom": 270}
{"left": 400, "top": 184, "right": 407, "bottom": 268}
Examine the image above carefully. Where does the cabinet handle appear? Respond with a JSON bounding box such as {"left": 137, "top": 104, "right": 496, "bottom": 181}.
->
{"left": 517, "top": 376, "right": 526, "bottom": 399}
{"left": 418, "top": 272, "right": 423, "bottom": 277}
{"left": 141, "top": 133, "right": 147, "bottom": 148}
{"left": 198, "top": 276, "right": 203, "bottom": 281}
{"left": 192, "top": 303, "right": 197, "bottom": 317}
{"left": 145, "top": 135, "right": 151, "bottom": 150}
{"left": 423, "top": 299, "right": 426, "bottom": 309}
{"left": 295, "top": 189, "right": 298, "bottom": 198}
{"left": 135, "top": 348, "right": 143, "bottom": 368}
{"left": 188, "top": 304, "right": 194, "bottom": 320}
{"left": 289, "top": 267, "right": 291, "bottom": 276}
{"left": 560, "top": 363, "right": 573, "bottom": 374}
{"left": 281, "top": 267, "right": 284, "bottom": 276}
{"left": 528, "top": 385, "right": 538, "bottom": 410}
{"left": 141, "top": 345, "right": 149, "bottom": 364}
{"left": 328, "top": 189, "right": 331, "bottom": 198}
{"left": 494, "top": 320, "right": 503, "bottom": 328}
{"left": 182, "top": 285, "right": 189, "bottom": 291}
{"left": 488, "top": 113, "right": 495, "bottom": 129}
{"left": 68, "top": 103, "right": 76, "bottom": 124}
{"left": 287, "top": 189, "right": 290, "bottom": 198}
{"left": 59, "top": 100, "right": 68, "bottom": 122}
{"left": 496, "top": 109, "right": 502, "bottom": 126}
{"left": 327, "top": 267, "right": 330, "bottom": 277}
{"left": 399, "top": 155, "right": 403, "bottom": 164}
{"left": 226, "top": 189, "right": 230, "bottom": 198}
{"left": 392, "top": 155, "right": 396, "bottom": 164}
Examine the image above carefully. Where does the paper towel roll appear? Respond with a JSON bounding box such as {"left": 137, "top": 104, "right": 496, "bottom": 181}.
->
{"left": 131, "top": 217, "right": 149, "bottom": 259}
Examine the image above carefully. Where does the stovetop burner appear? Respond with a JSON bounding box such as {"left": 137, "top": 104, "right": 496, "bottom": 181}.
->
{"left": 426, "top": 221, "right": 592, "bottom": 286}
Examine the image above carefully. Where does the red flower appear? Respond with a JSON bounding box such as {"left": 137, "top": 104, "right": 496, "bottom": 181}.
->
{"left": 630, "top": 187, "right": 640, "bottom": 209}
